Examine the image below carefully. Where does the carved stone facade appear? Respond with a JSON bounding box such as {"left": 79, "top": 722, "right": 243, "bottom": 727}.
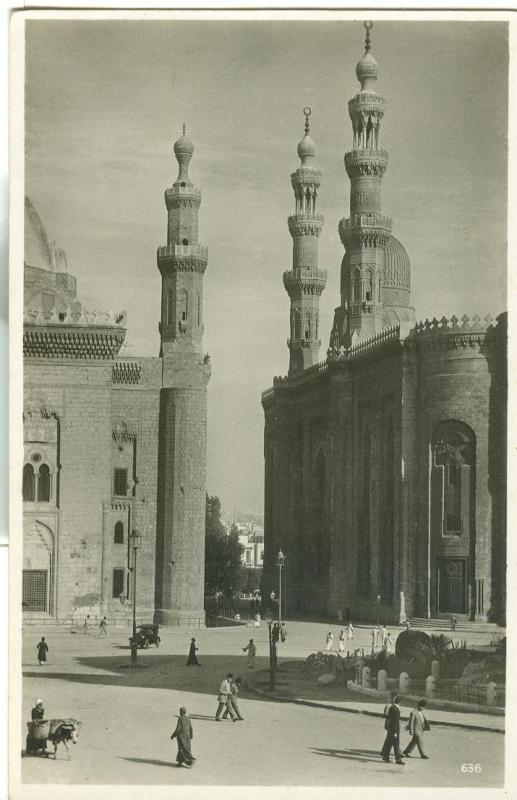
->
{"left": 22, "top": 127, "right": 209, "bottom": 625}
{"left": 262, "top": 27, "right": 507, "bottom": 625}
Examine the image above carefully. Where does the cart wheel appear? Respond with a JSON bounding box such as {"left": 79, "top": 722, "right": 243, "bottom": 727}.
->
{"left": 144, "top": 638, "right": 150, "bottom": 649}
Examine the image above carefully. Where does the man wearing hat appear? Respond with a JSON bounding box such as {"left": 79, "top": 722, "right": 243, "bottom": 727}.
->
{"left": 26, "top": 700, "right": 46, "bottom": 754}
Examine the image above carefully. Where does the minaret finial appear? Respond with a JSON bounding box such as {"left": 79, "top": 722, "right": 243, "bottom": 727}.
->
{"left": 182, "top": 122, "right": 186, "bottom": 135}
{"left": 364, "top": 20, "right": 373, "bottom": 52}
{"left": 303, "top": 106, "right": 311, "bottom": 135}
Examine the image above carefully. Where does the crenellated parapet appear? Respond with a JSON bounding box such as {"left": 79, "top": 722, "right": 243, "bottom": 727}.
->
{"left": 411, "top": 314, "right": 499, "bottom": 351}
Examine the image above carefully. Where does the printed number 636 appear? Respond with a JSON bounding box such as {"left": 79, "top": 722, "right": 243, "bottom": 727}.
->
{"left": 461, "top": 763, "right": 482, "bottom": 773}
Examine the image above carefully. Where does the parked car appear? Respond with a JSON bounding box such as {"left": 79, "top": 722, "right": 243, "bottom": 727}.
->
{"left": 129, "top": 624, "right": 161, "bottom": 649}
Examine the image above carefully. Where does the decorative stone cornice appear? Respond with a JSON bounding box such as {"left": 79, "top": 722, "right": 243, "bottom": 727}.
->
{"left": 287, "top": 214, "right": 324, "bottom": 238}
{"left": 287, "top": 337, "right": 321, "bottom": 349}
{"left": 157, "top": 243, "right": 208, "bottom": 274}
{"left": 339, "top": 214, "right": 392, "bottom": 248}
{"left": 291, "top": 167, "right": 322, "bottom": 187}
{"left": 348, "top": 94, "right": 386, "bottom": 116}
{"left": 24, "top": 327, "right": 126, "bottom": 359}
{"left": 23, "top": 397, "right": 59, "bottom": 421}
{"left": 112, "top": 361, "right": 142, "bottom": 385}
{"left": 283, "top": 268, "right": 327, "bottom": 296}
{"left": 345, "top": 150, "right": 389, "bottom": 179}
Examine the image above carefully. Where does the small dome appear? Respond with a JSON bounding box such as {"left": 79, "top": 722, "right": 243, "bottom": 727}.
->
{"left": 383, "top": 235, "right": 411, "bottom": 294}
{"left": 297, "top": 133, "right": 316, "bottom": 164}
{"left": 173, "top": 131, "right": 194, "bottom": 157}
{"left": 356, "top": 51, "right": 379, "bottom": 89}
{"left": 25, "top": 196, "right": 52, "bottom": 270}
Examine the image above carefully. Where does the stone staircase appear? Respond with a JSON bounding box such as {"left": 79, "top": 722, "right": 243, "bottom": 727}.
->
{"left": 408, "top": 617, "right": 503, "bottom": 634}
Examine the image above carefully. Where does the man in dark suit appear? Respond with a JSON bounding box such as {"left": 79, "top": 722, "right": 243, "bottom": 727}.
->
{"left": 380, "top": 695, "right": 405, "bottom": 764}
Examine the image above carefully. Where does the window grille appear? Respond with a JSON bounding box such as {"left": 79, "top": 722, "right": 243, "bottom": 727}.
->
{"left": 22, "top": 570, "right": 47, "bottom": 612}
{"left": 112, "top": 568, "right": 125, "bottom": 598}
{"left": 114, "top": 468, "right": 127, "bottom": 496}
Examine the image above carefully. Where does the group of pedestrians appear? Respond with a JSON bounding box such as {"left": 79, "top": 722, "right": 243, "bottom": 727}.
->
{"left": 371, "top": 624, "right": 394, "bottom": 653}
{"left": 325, "top": 624, "right": 354, "bottom": 652}
{"left": 381, "top": 693, "right": 431, "bottom": 764}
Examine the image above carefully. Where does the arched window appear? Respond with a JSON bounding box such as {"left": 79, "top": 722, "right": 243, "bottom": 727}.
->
{"left": 37, "top": 464, "right": 51, "bottom": 502}
{"left": 114, "top": 521, "right": 124, "bottom": 544}
{"left": 23, "top": 464, "right": 35, "bottom": 502}
{"left": 181, "top": 238, "right": 189, "bottom": 246}
{"left": 304, "top": 313, "right": 311, "bottom": 340}
{"left": 180, "top": 289, "right": 188, "bottom": 323}
{"left": 432, "top": 421, "right": 475, "bottom": 537}
{"left": 293, "top": 310, "right": 302, "bottom": 340}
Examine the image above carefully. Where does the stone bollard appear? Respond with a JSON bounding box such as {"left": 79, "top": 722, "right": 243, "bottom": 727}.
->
{"left": 362, "top": 666, "right": 371, "bottom": 688}
{"left": 377, "top": 669, "right": 388, "bottom": 692}
{"left": 486, "top": 681, "right": 497, "bottom": 706}
{"left": 431, "top": 660, "right": 440, "bottom": 680}
{"left": 426, "top": 674, "right": 436, "bottom": 698}
{"left": 399, "top": 671, "right": 409, "bottom": 694}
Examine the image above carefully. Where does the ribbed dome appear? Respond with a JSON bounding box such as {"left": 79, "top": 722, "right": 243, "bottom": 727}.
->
{"left": 25, "top": 196, "right": 52, "bottom": 270}
{"left": 297, "top": 133, "right": 316, "bottom": 164}
{"left": 383, "top": 235, "right": 411, "bottom": 293}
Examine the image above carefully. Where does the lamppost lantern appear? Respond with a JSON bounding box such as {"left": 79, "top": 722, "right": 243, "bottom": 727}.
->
{"left": 277, "top": 549, "right": 285, "bottom": 567}
{"left": 270, "top": 590, "right": 275, "bottom": 602}
{"left": 131, "top": 529, "right": 142, "bottom": 551}
{"left": 376, "top": 594, "right": 381, "bottom": 627}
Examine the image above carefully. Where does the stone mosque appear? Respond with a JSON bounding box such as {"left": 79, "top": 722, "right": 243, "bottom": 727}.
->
{"left": 22, "top": 131, "right": 210, "bottom": 624}
{"left": 261, "top": 24, "right": 507, "bottom": 624}
{"left": 22, "top": 23, "right": 507, "bottom": 628}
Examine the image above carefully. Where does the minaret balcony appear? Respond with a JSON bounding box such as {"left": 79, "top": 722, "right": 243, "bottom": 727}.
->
{"left": 165, "top": 185, "right": 202, "bottom": 199}
{"left": 288, "top": 214, "right": 324, "bottom": 237}
{"left": 158, "top": 243, "right": 208, "bottom": 259}
{"left": 157, "top": 243, "right": 208, "bottom": 273}
{"left": 348, "top": 94, "right": 386, "bottom": 116}
{"left": 283, "top": 268, "right": 327, "bottom": 295}
{"left": 339, "top": 214, "right": 392, "bottom": 248}
{"left": 345, "top": 150, "right": 389, "bottom": 179}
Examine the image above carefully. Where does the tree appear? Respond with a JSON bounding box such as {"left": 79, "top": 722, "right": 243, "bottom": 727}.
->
{"left": 204, "top": 497, "right": 244, "bottom": 599}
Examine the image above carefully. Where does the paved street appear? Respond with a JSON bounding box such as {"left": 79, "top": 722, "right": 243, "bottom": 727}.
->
{"left": 20, "top": 622, "right": 504, "bottom": 787}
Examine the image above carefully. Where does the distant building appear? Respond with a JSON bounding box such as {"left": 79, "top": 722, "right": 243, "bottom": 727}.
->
{"left": 236, "top": 524, "right": 264, "bottom": 570}
{"left": 261, "top": 26, "right": 506, "bottom": 624}
{"left": 22, "top": 129, "right": 210, "bottom": 625}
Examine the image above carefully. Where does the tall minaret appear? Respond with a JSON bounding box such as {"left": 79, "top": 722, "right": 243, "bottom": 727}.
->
{"left": 336, "top": 22, "right": 392, "bottom": 345}
{"left": 283, "top": 109, "right": 327, "bottom": 378}
{"left": 155, "top": 125, "right": 210, "bottom": 626}
{"left": 157, "top": 124, "right": 208, "bottom": 359}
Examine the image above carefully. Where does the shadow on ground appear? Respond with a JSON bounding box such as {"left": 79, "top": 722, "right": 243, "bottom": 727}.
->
{"left": 23, "top": 654, "right": 300, "bottom": 702}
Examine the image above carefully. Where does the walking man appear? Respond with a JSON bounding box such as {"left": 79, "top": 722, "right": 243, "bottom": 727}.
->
{"left": 325, "top": 631, "right": 334, "bottom": 651}
{"left": 242, "top": 638, "right": 257, "bottom": 669}
{"left": 215, "top": 673, "right": 236, "bottom": 721}
{"left": 381, "top": 624, "right": 388, "bottom": 648}
{"left": 381, "top": 696, "right": 405, "bottom": 764}
{"left": 222, "top": 677, "right": 244, "bottom": 721}
{"left": 83, "top": 615, "right": 90, "bottom": 634}
{"left": 450, "top": 615, "right": 457, "bottom": 632}
{"left": 99, "top": 616, "right": 108, "bottom": 636}
{"left": 346, "top": 621, "right": 354, "bottom": 640}
{"left": 37, "top": 636, "right": 48, "bottom": 666}
{"left": 338, "top": 629, "right": 346, "bottom": 653}
{"left": 171, "top": 706, "right": 195, "bottom": 767}
{"left": 403, "top": 699, "right": 430, "bottom": 759}
{"left": 280, "top": 622, "right": 288, "bottom": 643}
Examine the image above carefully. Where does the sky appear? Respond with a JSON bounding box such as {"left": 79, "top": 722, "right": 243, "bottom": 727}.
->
{"left": 24, "top": 18, "right": 508, "bottom": 519}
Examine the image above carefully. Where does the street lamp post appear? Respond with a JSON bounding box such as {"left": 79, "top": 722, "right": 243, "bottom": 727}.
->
{"left": 129, "top": 529, "right": 142, "bottom": 667}
{"left": 277, "top": 549, "right": 285, "bottom": 627}
{"left": 376, "top": 595, "right": 381, "bottom": 627}
{"left": 215, "top": 591, "right": 222, "bottom": 627}
{"left": 266, "top": 603, "right": 276, "bottom": 691}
